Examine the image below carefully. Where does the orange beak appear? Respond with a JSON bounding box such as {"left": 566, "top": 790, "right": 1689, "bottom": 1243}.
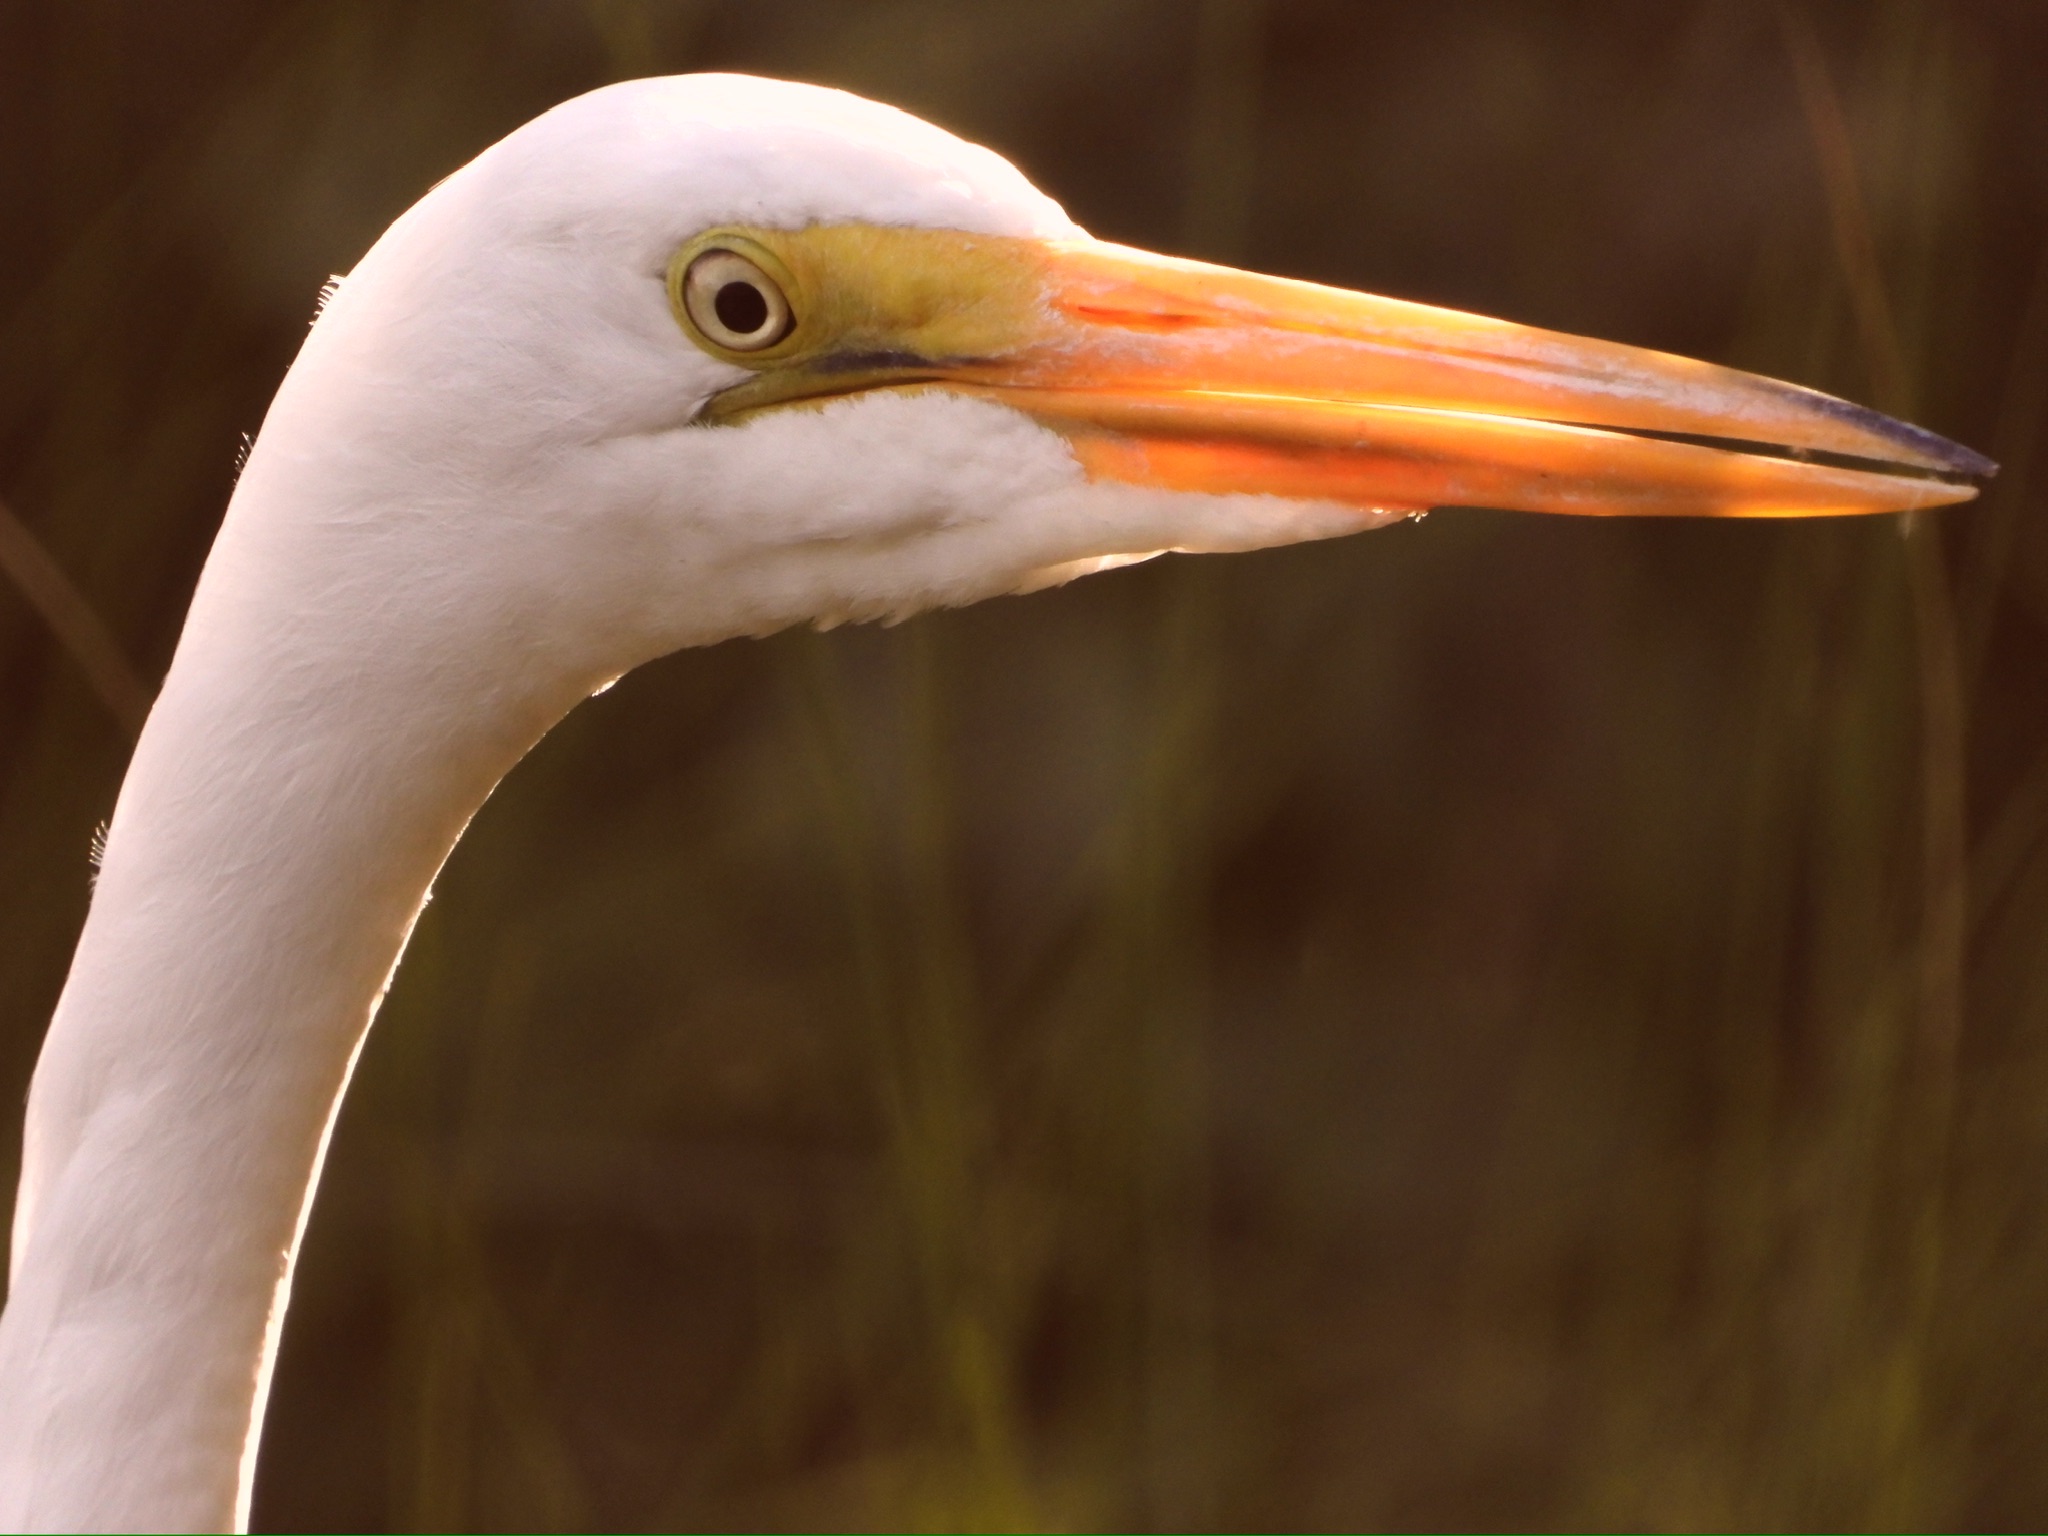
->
{"left": 948, "top": 240, "right": 1992, "bottom": 518}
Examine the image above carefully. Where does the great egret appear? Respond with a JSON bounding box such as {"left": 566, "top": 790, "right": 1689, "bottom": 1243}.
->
{"left": 0, "top": 74, "right": 1990, "bottom": 1533}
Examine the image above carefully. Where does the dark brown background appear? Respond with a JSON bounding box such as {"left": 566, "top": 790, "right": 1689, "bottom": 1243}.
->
{"left": 3, "top": 2, "right": 2047, "bottom": 1529}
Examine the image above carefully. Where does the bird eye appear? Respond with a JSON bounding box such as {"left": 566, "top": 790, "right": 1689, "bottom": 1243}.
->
{"left": 682, "top": 249, "right": 792, "bottom": 351}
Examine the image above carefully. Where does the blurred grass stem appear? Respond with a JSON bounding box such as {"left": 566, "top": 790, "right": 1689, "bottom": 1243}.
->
{"left": 0, "top": 494, "right": 150, "bottom": 737}
{"left": 790, "top": 630, "right": 1034, "bottom": 1530}
{"left": 1783, "top": 6, "right": 1967, "bottom": 1512}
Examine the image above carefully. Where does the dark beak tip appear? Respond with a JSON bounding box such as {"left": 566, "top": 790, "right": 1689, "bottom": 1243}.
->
{"left": 1860, "top": 403, "right": 1995, "bottom": 480}
{"left": 1940, "top": 439, "right": 2000, "bottom": 480}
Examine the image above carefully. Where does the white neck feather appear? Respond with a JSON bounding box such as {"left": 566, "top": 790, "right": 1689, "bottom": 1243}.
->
{"left": 0, "top": 457, "right": 596, "bottom": 1531}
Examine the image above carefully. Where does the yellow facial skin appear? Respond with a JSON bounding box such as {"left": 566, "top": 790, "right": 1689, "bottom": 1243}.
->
{"left": 668, "top": 223, "right": 1992, "bottom": 518}
{"left": 669, "top": 225, "right": 1049, "bottom": 422}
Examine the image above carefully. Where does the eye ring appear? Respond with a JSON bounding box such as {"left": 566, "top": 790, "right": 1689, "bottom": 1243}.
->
{"left": 681, "top": 248, "right": 793, "bottom": 351}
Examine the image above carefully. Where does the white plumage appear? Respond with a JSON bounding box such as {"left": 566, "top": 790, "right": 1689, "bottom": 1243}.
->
{"left": 0, "top": 73, "right": 1985, "bottom": 1533}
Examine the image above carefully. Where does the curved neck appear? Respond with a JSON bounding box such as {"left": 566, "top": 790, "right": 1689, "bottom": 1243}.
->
{"left": 0, "top": 512, "right": 584, "bottom": 1530}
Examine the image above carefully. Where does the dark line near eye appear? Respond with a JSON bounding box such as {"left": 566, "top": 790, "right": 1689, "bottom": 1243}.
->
{"left": 809, "top": 349, "right": 936, "bottom": 375}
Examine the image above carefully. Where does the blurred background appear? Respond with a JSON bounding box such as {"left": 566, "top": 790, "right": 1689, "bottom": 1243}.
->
{"left": 3, "top": 1, "right": 2047, "bottom": 1529}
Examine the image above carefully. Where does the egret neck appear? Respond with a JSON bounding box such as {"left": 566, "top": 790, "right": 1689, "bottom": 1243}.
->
{"left": 0, "top": 431, "right": 616, "bottom": 1533}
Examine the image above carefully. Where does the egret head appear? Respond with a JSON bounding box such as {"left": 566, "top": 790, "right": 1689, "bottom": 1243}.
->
{"left": 250, "top": 73, "right": 1989, "bottom": 702}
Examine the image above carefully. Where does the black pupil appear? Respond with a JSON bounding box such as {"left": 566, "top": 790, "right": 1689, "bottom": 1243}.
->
{"left": 714, "top": 280, "right": 770, "bottom": 335}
